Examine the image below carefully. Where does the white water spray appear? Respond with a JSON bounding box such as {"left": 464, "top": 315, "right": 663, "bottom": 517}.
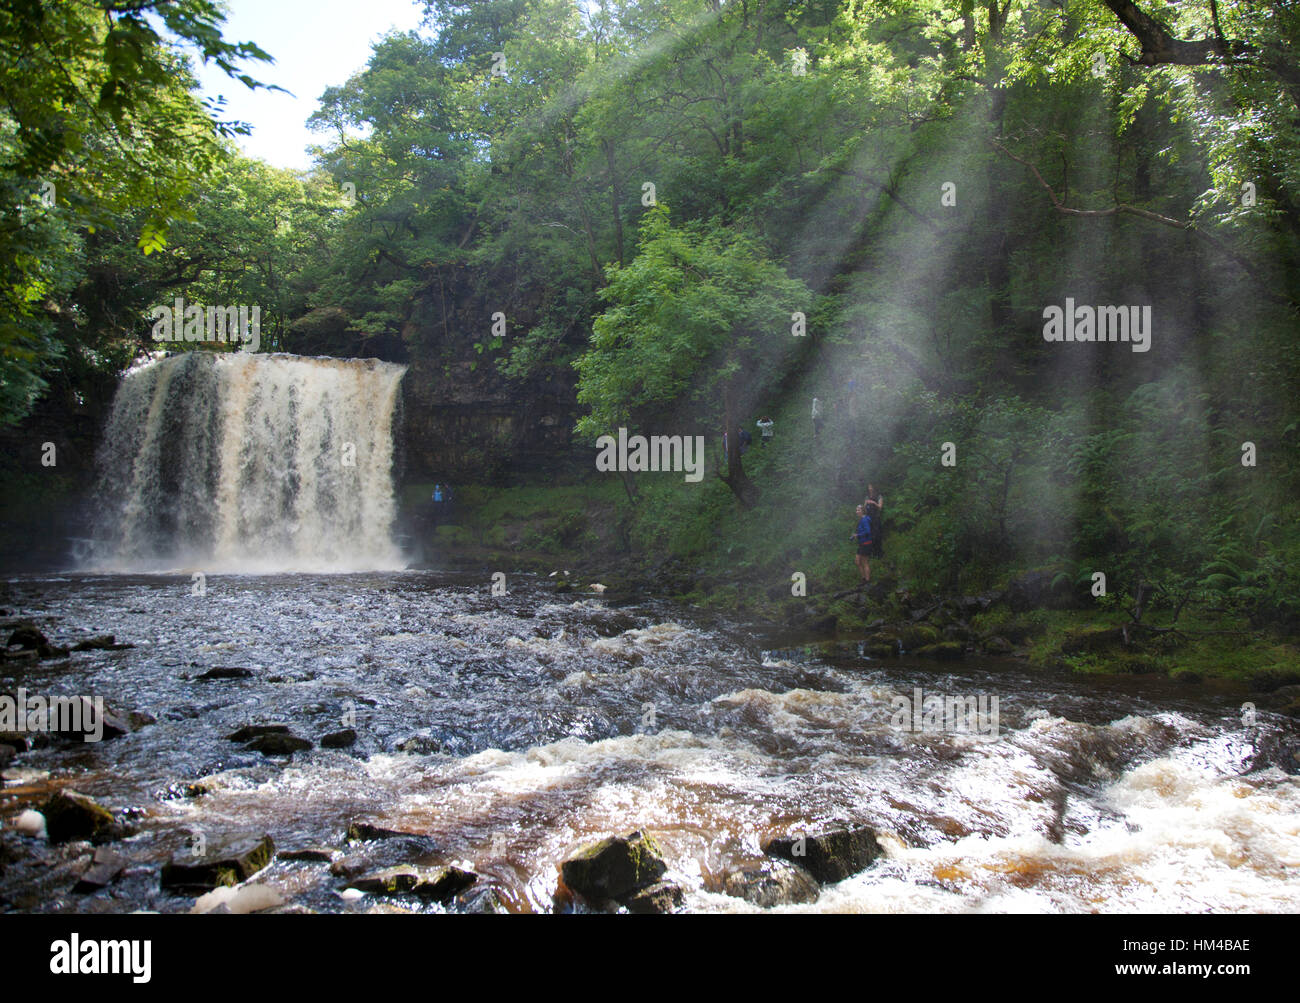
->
{"left": 88, "top": 352, "right": 407, "bottom": 573}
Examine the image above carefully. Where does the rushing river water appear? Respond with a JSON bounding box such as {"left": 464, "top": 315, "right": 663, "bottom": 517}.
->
{"left": 2, "top": 571, "right": 1297, "bottom": 913}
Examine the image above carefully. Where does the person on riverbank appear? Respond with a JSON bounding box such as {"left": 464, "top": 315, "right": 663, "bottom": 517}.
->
{"left": 812, "top": 397, "right": 823, "bottom": 438}
{"left": 756, "top": 416, "right": 774, "bottom": 445}
{"left": 862, "top": 483, "right": 883, "bottom": 558}
{"left": 851, "top": 504, "right": 872, "bottom": 583}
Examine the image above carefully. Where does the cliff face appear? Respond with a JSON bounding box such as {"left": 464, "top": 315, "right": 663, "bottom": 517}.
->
{"left": 397, "top": 356, "right": 583, "bottom": 486}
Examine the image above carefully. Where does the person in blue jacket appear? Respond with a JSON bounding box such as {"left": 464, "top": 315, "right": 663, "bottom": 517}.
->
{"left": 850, "top": 504, "right": 872, "bottom": 583}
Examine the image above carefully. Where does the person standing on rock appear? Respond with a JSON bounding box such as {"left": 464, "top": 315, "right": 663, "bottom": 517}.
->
{"left": 862, "top": 483, "right": 883, "bottom": 559}
{"left": 811, "top": 397, "right": 823, "bottom": 439}
{"left": 851, "top": 504, "right": 872, "bottom": 583}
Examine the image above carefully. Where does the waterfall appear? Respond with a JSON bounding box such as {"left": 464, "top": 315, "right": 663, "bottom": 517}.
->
{"left": 88, "top": 352, "right": 408, "bottom": 573}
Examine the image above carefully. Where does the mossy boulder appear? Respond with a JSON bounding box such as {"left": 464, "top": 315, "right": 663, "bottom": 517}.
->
{"left": 161, "top": 833, "right": 274, "bottom": 890}
{"left": 559, "top": 830, "right": 667, "bottom": 902}
{"left": 41, "top": 790, "right": 120, "bottom": 844}
{"left": 762, "top": 826, "right": 883, "bottom": 884}
{"left": 898, "top": 624, "right": 941, "bottom": 650}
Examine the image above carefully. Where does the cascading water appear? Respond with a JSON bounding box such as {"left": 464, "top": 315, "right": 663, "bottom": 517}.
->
{"left": 87, "top": 352, "right": 407, "bottom": 573}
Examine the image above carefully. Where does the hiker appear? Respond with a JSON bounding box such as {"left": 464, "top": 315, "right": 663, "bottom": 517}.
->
{"left": 739, "top": 427, "right": 753, "bottom": 455}
{"left": 811, "top": 397, "right": 823, "bottom": 438}
{"left": 756, "top": 416, "right": 774, "bottom": 445}
{"left": 862, "top": 483, "right": 883, "bottom": 558}
{"left": 430, "top": 483, "right": 453, "bottom": 526}
{"left": 850, "top": 504, "right": 872, "bottom": 582}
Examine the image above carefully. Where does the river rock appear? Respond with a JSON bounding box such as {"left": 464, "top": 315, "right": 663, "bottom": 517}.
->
{"left": 73, "top": 846, "right": 128, "bottom": 893}
{"left": 321, "top": 728, "right": 357, "bottom": 748}
{"left": 455, "top": 885, "right": 507, "bottom": 913}
{"left": 45, "top": 696, "right": 130, "bottom": 742}
{"left": 762, "top": 826, "right": 883, "bottom": 884}
{"left": 196, "top": 666, "right": 254, "bottom": 680}
{"left": 41, "top": 790, "right": 120, "bottom": 844}
{"left": 6, "top": 624, "right": 68, "bottom": 659}
{"left": 243, "top": 732, "right": 312, "bottom": 755}
{"left": 559, "top": 830, "right": 667, "bottom": 902}
{"left": 225, "top": 723, "right": 290, "bottom": 742}
{"left": 622, "top": 880, "right": 684, "bottom": 914}
{"left": 160, "top": 833, "right": 275, "bottom": 890}
{"left": 722, "top": 859, "right": 820, "bottom": 907}
{"left": 71, "top": 635, "right": 134, "bottom": 651}
{"left": 278, "top": 846, "right": 339, "bottom": 863}
{"left": 346, "top": 821, "right": 420, "bottom": 842}
{"left": 345, "top": 864, "right": 476, "bottom": 901}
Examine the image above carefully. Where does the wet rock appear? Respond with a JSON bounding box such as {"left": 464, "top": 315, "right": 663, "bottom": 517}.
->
{"left": 44, "top": 696, "right": 130, "bottom": 741}
{"left": 559, "top": 830, "right": 667, "bottom": 902}
{"left": 6, "top": 624, "right": 68, "bottom": 659}
{"left": 278, "top": 846, "right": 339, "bottom": 863}
{"left": 161, "top": 833, "right": 275, "bottom": 890}
{"left": 722, "top": 859, "right": 820, "bottom": 907}
{"left": 196, "top": 666, "right": 254, "bottom": 680}
{"left": 73, "top": 846, "right": 128, "bottom": 893}
{"left": 622, "top": 880, "right": 684, "bottom": 914}
{"left": 128, "top": 710, "right": 157, "bottom": 729}
{"left": 455, "top": 885, "right": 507, "bottom": 913}
{"left": 243, "top": 732, "right": 312, "bottom": 755}
{"left": 41, "top": 790, "right": 120, "bottom": 844}
{"left": 225, "top": 723, "right": 290, "bottom": 742}
{"left": 345, "top": 864, "right": 477, "bottom": 901}
{"left": 71, "top": 635, "right": 134, "bottom": 652}
{"left": 321, "top": 728, "right": 357, "bottom": 748}
{"left": 914, "top": 642, "right": 965, "bottom": 661}
{"left": 762, "top": 826, "right": 883, "bottom": 884}
{"left": 346, "top": 821, "right": 420, "bottom": 843}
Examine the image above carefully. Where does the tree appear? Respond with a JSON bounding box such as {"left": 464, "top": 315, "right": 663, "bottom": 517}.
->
{"left": 575, "top": 205, "right": 810, "bottom": 505}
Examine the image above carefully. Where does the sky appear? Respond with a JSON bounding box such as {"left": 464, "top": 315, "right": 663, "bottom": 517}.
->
{"left": 191, "top": 0, "right": 429, "bottom": 172}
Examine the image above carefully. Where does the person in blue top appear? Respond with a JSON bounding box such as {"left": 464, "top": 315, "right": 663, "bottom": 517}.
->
{"left": 850, "top": 504, "right": 872, "bottom": 583}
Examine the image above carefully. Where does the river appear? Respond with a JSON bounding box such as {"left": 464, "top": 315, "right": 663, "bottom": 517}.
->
{"left": 2, "top": 570, "right": 1297, "bottom": 913}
